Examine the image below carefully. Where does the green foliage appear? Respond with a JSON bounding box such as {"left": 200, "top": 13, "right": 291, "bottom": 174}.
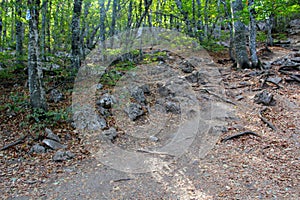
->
{"left": 100, "top": 70, "right": 123, "bottom": 86}
{"left": 26, "top": 107, "right": 70, "bottom": 132}
{"left": 4, "top": 92, "right": 29, "bottom": 113}
{"left": 257, "top": 31, "right": 267, "bottom": 42}
{"left": 201, "top": 38, "right": 225, "bottom": 52}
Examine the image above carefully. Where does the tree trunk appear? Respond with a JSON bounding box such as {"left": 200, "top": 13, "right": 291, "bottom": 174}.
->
{"left": 196, "top": 0, "right": 203, "bottom": 42}
{"left": 136, "top": 0, "right": 152, "bottom": 28}
{"left": 248, "top": 0, "right": 259, "bottom": 68}
{"left": 28, "top": 0, "right": 47, "bottom": 110}
{"left": 71, "top": 0, "right": 83, "bottom": 69}
{"left": 110, "top": 0, "right": 118, "bottom": 47}
{"left": 16, "top": 0, "right": 23, "bottom": 65}
{"left": 41, "top": 0, "right": 48, "bottom": 65}
{"left": 266, "top": 14, "right": 274, "bottom": 46}
{"left": 127, "top": 0, "right": 133, "bottom": 29}
{"left": 232, "top": 0, "right": 251, "bottom": 69}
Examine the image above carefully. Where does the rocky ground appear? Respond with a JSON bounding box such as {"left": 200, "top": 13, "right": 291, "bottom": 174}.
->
{"left": 0, "top": 21, "right": 299, "bottom": 199}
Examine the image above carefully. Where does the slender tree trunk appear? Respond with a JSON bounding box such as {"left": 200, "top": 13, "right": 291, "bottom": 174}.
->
{"left": 99, "top": 0, "right": 106, "bottom": 61}
{"left": 222, "top": 0, "right": 234, "bottom": 60}
{"left": 266, "top": 14, "right": 274, "bottom": 46}
{"left": 53, "top": 3, "right": 60, "bottom": 51}
{"left": 41, "top": 0, "right": 48, "bottom": 65}
{"left": 196, "top": 0, "right": 203, "bottom": 42}
{"left": 80, "top": 1, "right": 91, "bottom": 59}
{"left": 248, "top": 0, "right": 259, "bottom": 68}
{"left": 28, "top": 0, "right": 47, "bottom": 110}
{"left": 0, "top": 2, "right": 2, "bottom": 52}
{"left": 16, "top": 0, "right": 23, "bottom": 65}
{"left": 2, "top": 0, "right": 7, "bottom": 51}
{"left": 232, "top": 0, "right": 251, "bottom": 69}
{"left": 46, "top": 0, "right": 51, "bottom": 53}
{"left": 204, "top": 0, "right": 209, "bottom": 38}
{"left": 71, "top": 0, "right": 83, "bottom": 69}
{"left": 110, "top": 0, "right": 118, "bottom": 47}
{"left": 136, "top": 0, "right": 152, "bottom": 28}
{"left": 127, "top": 0, "right": 133, "bottom": 29}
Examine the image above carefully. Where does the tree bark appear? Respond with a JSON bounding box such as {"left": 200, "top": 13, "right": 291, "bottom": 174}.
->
{"left": 232, "top": 0, "right": 251, "bottom": 69}
{"left": 71, "top": 0, "right": 83, "bottom": 69}
{"left": 266, "top": 14, "right": 274, "bottom": 46}
{"left": 16, "top": 0, "right": 23, "bottom": 65}
{"left": 41, "top": 0, "right": 48, "bottom": 65}
{"left": 28, "top": 0, "right": 47, "bottom": 110}
{"left": 136, "top": 0, "right": 152, "bottom": 28}
{"left": 248, "top": 0, "right": 259, "bottom": 68}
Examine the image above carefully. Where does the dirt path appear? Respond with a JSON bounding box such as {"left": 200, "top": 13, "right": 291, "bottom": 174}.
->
{"left": 36, "top": 45, "right": 299, "bottom": 199}
{"left": 3, "top": 42, "right": 299, "bottom": 199}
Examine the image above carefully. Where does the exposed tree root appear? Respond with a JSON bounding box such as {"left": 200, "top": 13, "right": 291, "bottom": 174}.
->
{"left": 0, "top": 135, "right": 28, "bottom": 151}
{"left": 221, "top": 131, "right": 261, "bottom": 143}
{"left": 259, "top": 108, "right": 277, "bottom": 131}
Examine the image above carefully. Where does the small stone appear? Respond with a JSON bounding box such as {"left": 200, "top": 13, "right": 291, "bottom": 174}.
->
{"left": 165, "top": 101, "right": 181, "bottom": 114}
{"left": 149, "top": 135, "right": 159, "bottom": 142}
{"left": 185, "top": 71, "right": 199, "bottom": 83}
{"left": 235, "top": 95, "right": 244, "bottom": 101}
{"left": 254, "top": 90, "right": 275, "bottom": 106}
{"left": 45, "top": 128, "right": 60, "bottom": 142}
{"left": 95, "top": 83, "right": 103, "bottom": 90}
{"left": 125, "top": 103, "right": 144, "bottom": 121}
{"left": 103, "top": 127, "right": 118, "bottom": 140}
{"left": 140, "top": 84, "right": 151, "bottom": 94}
{"left": 42, "top": 139, "right": 66, "bottom": 150}
{"left": 266, "top": 77, "right": 282, "bottom": 85}
{"left": 50, "top": 89, "right": 64, "bottom": 103}
{"left": 157, "top": 83, "right": 174, "bottom": 97}
{"left": 53, "top": 150, "right": 75, "bottom": 162}
{"left": 29, "top": 144, "right": 46, "bottom": 154}
{"left": 97, "top": 94, "right": 115, "bottom": 109}
{"left": 130, "top": 87, "right": 146, "bottom": 103}
{"left": 179, "top": 60, "right": 194, "bottom": 73}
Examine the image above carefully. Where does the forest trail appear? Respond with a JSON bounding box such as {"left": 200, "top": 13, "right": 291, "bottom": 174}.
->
{"left": 40, "top": 46, "right": 299, "bottom": 199}
{"left": 1, "top": 30, "right": 299, "bottom": 200}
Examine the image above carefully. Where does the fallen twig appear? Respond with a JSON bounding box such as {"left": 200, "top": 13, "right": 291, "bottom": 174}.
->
{"left": 112, "top": 178, "right": 132, "bottom": 182}
{"left": 259, "top": 108, "right": 277, "bottom": 131}
{"left": 0, "top": 135, "right": 28, "bottom": 151}
{"left": 221, "top": 131, "right": 261, "bottom": 143}
{"left": 290, "top": 74, "right": 300, "bottom": 83}
{"left": 198, "top": 88, "right": 236, "bottom": 105}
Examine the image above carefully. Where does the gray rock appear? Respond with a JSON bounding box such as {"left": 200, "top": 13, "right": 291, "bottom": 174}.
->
{"left": 29, "top": 144, "right": 46, "bottom": 154}
{"left": 254, "top": 90, "right": 275, "bottom": 106}
{"left": 97, "top": 106, "right": 111, "bottom": 118}
{"left": 42, "top": 139, "right": 67, "bottom": 150}
{"left": 157, "top": 83, "right": 174, "bottom": 97}
{"left": 266, "top": 77, "right": 282, "bottom": 85}
{"left": 140, "top": 84, "right": 151, "bottom": 94}
{"left": 185, "top": 71, "right": 199, "bottom": 83}
{"left": 291, "top": 57, "right": 300, "bottom": 63}
{"left": 103, "top": 127, "right": 118, "bottom": 140}
{"left": 179, "top": 60, "right": 194, "bottom": 73}
{"left": 97, "top": 94, "right": 116, "bottom": 109}
{"left": 235, "top": 95, "right": 244, "bottom": 101}
{"left": 131, "top": 87, "right": 146, "bottom": 103}
{"left": 45, "top": 128, "right": 60, "bottom": 142}
{"left": 125, "top": 103, "right": 145, "bottom": 120}
{"left": 50, "top": 89, "right": 64, "bottom": 103}
{"left": 165, "top": 101, "right": 181, "bottom": 114}
{"left": 72, "top": 106, "right": 107, "bottom": 130}
{"left": 53, "top": 150, "right": 75, "bottom": 162}
{"left": 149, "top": 135, "right": 159, "bottom": 142}
{"left": 97, "top": 116, "right": 108, "bottom": 129}
{"left": 95, "top": 83, "right": 103, "bottom": 90}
